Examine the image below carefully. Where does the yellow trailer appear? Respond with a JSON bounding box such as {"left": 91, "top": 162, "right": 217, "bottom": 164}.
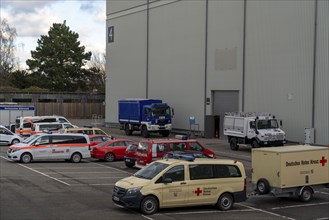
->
{"left": 251, "top": 145, "right": 329, "bottom": 202}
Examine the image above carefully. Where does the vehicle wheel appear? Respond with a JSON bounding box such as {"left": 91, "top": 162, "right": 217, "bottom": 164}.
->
{"left": 251, "top": 139, "right": 260, "bottom": 148}
{"left": 141, "top": 126, "right": 150, "bottom": 138}
{"left": 70, "top": 153, "right": 82, "bottom": 163}
{"left": 140, "top": 196, "right": 158, "bottom": 215}
{"left": 20, "top": 153, "right": 32, "bottom": 163}
{"left": 11, "top": 139, "right": 20, "bottom": 145}
{"left": 230, "top": 138, "right": 239, "bottom": 151}
{"left": 125, "top": 162, "right": 134, "bottom": 168}
{"left": 125, "top": 124, "right": 132, "bottom": 136}
{"left": 217, "top": 193, "right": 234, "bottom": 211}
{"left": 160, "top": 130, "right": 170, "bottom": 137}
{"left": 299, "top": 187, "right": 313, "bottom": 202}
{"left": 256, "top": 178, "right": 270, "bottom": 194}
{"left": 105, "top": 153, "right": 115, "bottom": 162}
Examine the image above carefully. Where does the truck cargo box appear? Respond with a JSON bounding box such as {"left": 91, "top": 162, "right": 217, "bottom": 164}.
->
{"left": 252, "top": 145, "right": 329, "bottom": 189}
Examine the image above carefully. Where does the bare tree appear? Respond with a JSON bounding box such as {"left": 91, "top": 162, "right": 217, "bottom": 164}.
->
{"left": 87, "top": 52, "right": 106, "bottom": 92}
{"left": 0, "top": 19, "right": 17, "bottom": 86}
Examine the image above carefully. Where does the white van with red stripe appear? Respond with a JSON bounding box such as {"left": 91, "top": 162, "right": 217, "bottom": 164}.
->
{"left": 7, "top": 133, "right": 90, "bottom": 163}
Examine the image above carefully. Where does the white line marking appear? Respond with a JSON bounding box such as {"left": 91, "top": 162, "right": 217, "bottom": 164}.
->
{"left": 70, "top": 183, "right": 116, "bottom": 186}
{"left": 0, "top": 156, "right": 70, "bottom": 186}
{"left": 113, "top": 204, "right": 155, "bottom": 220}
{"left": 271, "top": 202, "right": 329, "bottom": 210}
{"left": 315, "top": 218, "right": 329, "bottom": 220}
{"left": 32, "top": 167, "right": 106, "bottom": 169}
{"left": 44, "top": 171, "right": 126, "bottom": 174}
{"left": 158, "top": 209, "right": 254, "bottom": 215}
{"left": 237, "top": 203, "right": 296, "bottom": 220}
{"left": 90, "top": 162, "right": 133, "bottom": 175}
{"left": 57, "top": 177, "right": 126, "bottom": 180}
{"left": 317, "top": 191, "right": 329, "bottom": 195}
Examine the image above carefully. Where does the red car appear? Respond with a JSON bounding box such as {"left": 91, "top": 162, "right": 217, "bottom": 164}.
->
{"left": 124, "top": 143, "right": 138, "bottom": 168}
{"left": 89, "top": 134, "right": 112, "bottom": 146}
{"left": 91, "top": 138, "right": 134, "bottom": 162}
{"left": 125, "top": 137, "right": 216, "bottom": 168}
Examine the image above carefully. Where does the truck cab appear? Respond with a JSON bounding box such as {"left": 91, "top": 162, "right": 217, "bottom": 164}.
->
{"left": 119, "top": 99, "right": 174, "bottom": 138}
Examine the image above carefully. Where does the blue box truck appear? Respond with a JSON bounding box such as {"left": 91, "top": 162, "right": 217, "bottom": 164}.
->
{"left": 118, "top": 99, "right": 174, "bottom": 138}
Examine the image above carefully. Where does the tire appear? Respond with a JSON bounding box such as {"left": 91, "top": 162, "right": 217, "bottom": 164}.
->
{"left": 125, "top": 162, "right": 134, "bottom": 168}
{"left": 230, "top": 138, "right": 239, "bottom": 151}
{"left": 20, "top": 153, "right": 32, "bottom": 163}
{"left": 70, "top": 153, "right": 82, "bottom": 163}
{"left": 251, "top": 139, "right": 260, "bottom": 148}
{"left": 299, "top": 187, "right": 313, "bottom": 202}
{"left": 140, "top": 196, "right": 158, "bottom": 215}
{"left": 124, "top": 124, "right": 132, "bottom": 136}
{"left": 141, "top": 126, "right": 150, "bottom": 138}
{"left": 11, "top": 139, "right": 20, "bottom": 145}
{"left": 256, "top": 178, "right": 270, "bottom": 194}
{"left": 105, "top": 153, "right": 115, "bottom": 162}
{"left": 160, "top": 130, "right": 170, "bottom": 137}
{"left": 217, "top": 193, "right": 234, "bottom": 211}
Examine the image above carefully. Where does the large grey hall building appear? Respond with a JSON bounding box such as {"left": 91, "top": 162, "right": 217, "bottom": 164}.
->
{"left": 105, "top": 0, "right": 329, "bottom": 145}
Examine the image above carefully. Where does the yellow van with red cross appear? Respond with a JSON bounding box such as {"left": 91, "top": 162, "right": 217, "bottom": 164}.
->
{"left": 112, "top": 154, "right": 247, "bottom": 215}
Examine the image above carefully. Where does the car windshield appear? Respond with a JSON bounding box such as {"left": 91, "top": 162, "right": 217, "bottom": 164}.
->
{"left": 256, "top": 119, "right": 279, "bottom": 129}
{"left": 23, "top": 135, "right": 41, "bottom": 144}
{"left": 134, "top": 162, "right": 169, "bottom": 180}
{"left": 151, "top": 107, "right": 170, "bottom": 116}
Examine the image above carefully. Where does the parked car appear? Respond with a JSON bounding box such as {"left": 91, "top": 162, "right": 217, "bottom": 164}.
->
{"left": 0, "top": 125, "right": 24, "bottom": 145}
{"left": 124, "top": 143, "right": 139, "bottom": 168}
{"left": 131, "top": 137, "right": 216, "bottom": 168}
{"left": 89, "top": 134, "right": 113, "bottom": 146}
{"left": 31, "top": 122, "right": 76, "bottom": 135}
{"left": 91, "top": 138, "right": 134, "bottom": 162}
{"left": 60, "top": 126, "right": 108, "bottom": 135}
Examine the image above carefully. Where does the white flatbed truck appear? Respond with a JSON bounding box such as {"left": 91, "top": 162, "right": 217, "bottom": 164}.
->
{"left": 251, "top": 145, "right": 329, "bottom": 202}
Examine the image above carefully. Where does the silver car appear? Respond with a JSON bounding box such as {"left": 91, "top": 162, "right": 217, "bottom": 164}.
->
{"left": 0, "top": 125, "right": 23, "bottom": 145}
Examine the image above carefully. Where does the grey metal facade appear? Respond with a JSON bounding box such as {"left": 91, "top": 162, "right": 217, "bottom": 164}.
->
{"left": 106, "top": 0, "right": 329, "bottom": 145}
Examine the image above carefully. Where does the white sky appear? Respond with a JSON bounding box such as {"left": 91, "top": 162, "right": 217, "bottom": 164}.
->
{"left": 0, "top": 0, "right": 106, "bottom": 69}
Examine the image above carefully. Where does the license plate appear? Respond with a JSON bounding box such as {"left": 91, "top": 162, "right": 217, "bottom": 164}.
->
{"left": 113, "top": 196, "right": 120, "bottom": 201}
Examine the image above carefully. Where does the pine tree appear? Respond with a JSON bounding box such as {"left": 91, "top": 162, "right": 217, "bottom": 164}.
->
{"left": 26, "top": 21, "right": 92, "bottom": 92}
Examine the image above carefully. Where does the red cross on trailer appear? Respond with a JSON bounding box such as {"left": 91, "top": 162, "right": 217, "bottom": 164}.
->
{"left": 194, "top": 187, "right": 202, "bottom": 196}
{"left": 320, "top": 156, "right": 327, "bottom": 166}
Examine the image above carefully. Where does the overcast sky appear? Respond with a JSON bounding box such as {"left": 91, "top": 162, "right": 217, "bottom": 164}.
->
{"left": 1, "top": 0, "right": 106, "bottom": 69}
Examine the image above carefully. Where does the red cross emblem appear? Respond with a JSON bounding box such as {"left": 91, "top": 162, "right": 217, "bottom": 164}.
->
{"left": 194, "top": 188, "right": 202, "bottom": 196}
{"left": 320, "top": 156, "right": 327, "bottom": 166}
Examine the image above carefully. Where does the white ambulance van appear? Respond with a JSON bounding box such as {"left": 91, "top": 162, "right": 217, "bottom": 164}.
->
{"left": 112, "top": 154, "right": 247, "bottom": 215}
{"left": 7, "top": 133, "right": 90, "bottom": 163}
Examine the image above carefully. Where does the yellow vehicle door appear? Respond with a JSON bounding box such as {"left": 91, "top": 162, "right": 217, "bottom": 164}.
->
{"left": 160, "top": 165, "right": 188, "bottom": 207}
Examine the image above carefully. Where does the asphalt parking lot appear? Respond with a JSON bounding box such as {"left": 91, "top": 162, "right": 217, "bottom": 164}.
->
{"left": 1, "top": 119, "right": 328, "bottom": 220}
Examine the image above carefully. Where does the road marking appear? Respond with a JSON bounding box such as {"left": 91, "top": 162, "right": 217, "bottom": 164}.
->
{"left": 90, "top": 161, "right": 133, "bottom": 175}
{"left": 271, "top": 202, "right": 329, "bottom": 210}
{"left": 0, "top": 156, "right": 70, "bottom": 186}
{"left": 237, "top": 203, "right": 296, "bottom": 220}
{"left": 32, "top": 167, "right": 107, "bottom": 169}
{"left": 113, "top": 204, "right": 155, "bottom": 220}
{"left": 43, "top": 171, "right": 126, "bottom": 174}
{"left": 157, "top": 209, "right": 254, "bottom": 215}
{"left": 57, "top": 176, "right": 126, "bottom": 180}
{"left": 70, "top": 183, "right": 116, "bottom": 186}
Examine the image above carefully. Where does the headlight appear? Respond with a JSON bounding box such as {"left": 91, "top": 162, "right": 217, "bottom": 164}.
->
{"left": 11, "top": 148, "right": 21, "bottom": 153}
{"left": 126, "top": 187, "right": 142, "bottom": 195}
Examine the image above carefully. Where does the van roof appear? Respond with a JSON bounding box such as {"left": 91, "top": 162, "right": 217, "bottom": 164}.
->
{"left": 140, "top": 138, "right": 200, "bottom": 144}
{"left": 157, "top": 158, "right": 242, "bottom": 166}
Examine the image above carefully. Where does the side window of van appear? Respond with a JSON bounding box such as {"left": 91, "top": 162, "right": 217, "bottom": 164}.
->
{"left": 214, "top": 165, "right": 242, "bottom": 178}
{"left": 58, "top": 118, "right": 69, "bottom": 123}
{"left": 170, "top": 143, "right": 187, "bottom": 151}
{"left": 34, "top": 136, "right": 50, "bottom": 145}
{"left": 163, "top": 165, "right": 184, "bottom": 182}
{"left": 95, "top": 129, "right": 106, "bottom": 135}
{"left": 23, "top": 121, "right": 32, "bottom": 128}
{"left": 156, "top": 143, "right": 166, "bottom": 153}
{"left": 52, "top": 135, "right": 87, "bottom": 144}
{"left": 137, "top": 142, "right": 148, "bottom": 152}
{"left": 189, "top": 164, "right": 214, "bottom": 180}
{"left": 189, "top": 142, "right": 203, "bottom": 151}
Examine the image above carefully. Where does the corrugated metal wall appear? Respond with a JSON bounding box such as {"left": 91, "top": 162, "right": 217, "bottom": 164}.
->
{"left": 106, "top": 0, "right": 328, "bottom": 145}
